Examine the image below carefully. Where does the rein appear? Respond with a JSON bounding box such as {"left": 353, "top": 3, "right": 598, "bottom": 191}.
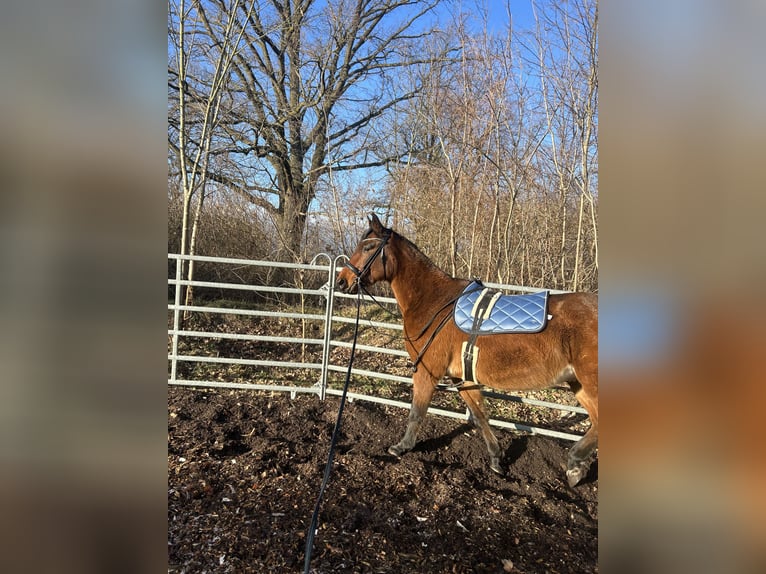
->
{"left": 303, "top": 288, "right": 363, "bottom": 573}
{"left": 408, "top": 283, "right": 485, "bottom": 373}
{"left": 408, "top": 297, "right": 458, "bottom": 372}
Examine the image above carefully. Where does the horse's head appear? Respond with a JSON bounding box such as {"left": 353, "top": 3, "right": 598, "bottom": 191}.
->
{"left": 336, "top": 213, "right": 393, "bottom": 294}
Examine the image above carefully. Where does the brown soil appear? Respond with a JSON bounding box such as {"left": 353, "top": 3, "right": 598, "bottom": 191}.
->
{"left": 168, "top": 386, "right": 597, "bottom": 573}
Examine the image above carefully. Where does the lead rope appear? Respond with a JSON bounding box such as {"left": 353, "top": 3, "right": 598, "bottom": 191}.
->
{"left": 303, "top": 287, "right": 363, "bottom": 574}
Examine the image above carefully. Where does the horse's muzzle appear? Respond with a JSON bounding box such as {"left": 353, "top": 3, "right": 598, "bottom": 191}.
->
{"left": 336, "top": 275, "right": 359, "bottom": 294}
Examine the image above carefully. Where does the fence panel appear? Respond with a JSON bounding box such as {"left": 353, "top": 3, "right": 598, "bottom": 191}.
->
{"left": 168, "top": 253, "right": 587, "bottom": 441}
{"left": 168, "top": 253, "right": 333, "bottom": 398}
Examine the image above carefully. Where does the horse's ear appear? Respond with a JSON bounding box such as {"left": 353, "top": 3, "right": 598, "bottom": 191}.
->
{"left": 368, "top": 212, "right": 385, "bottom": 233}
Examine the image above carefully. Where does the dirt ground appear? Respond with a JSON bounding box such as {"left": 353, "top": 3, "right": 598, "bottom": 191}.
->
{"left": 168, "top": 386, "right": 597, "bottom": 573}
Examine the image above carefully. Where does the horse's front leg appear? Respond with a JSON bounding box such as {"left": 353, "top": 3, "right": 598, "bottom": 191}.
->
{"left": 459, "top": 386, "right": 503, "bottom": 475}
{"left": 388, "top": 370, "right": 436, "bottom": 458}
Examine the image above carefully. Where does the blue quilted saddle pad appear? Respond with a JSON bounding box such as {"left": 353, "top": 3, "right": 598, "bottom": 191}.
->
{"left": 454, "top": 281, "right": 549, "bottom": 335}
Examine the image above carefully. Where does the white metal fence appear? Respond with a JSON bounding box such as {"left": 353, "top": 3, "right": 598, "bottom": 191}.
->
{"left": 168, "top": 253, "right": 587, "bottom": 442}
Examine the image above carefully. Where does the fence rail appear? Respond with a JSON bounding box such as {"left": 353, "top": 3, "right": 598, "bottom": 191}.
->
{"left": 168, "top": 253, "right": 586, "bottom": 442}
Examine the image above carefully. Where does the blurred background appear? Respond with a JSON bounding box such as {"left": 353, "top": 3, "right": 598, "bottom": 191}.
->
{"left": 0, "top": 1, "right": 166, "bottom": 572}
{"left": 0, "top": 0, "right": 764, "bottom": 572}
{"left": 600, "top": 0, "right": 766, "bottom": 572}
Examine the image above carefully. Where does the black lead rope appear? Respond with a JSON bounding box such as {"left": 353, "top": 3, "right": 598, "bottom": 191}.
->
{"left": 303, "top": 288, "right": 363, "bottom": 574}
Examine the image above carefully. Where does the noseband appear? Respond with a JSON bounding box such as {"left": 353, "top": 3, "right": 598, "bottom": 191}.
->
{"left": 345, "top": 232, "right": 391, "bottom": 284}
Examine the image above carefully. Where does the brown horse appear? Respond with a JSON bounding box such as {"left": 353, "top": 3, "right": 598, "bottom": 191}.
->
{"left": 336, "top": 214, "right": 598, "bottom": 487}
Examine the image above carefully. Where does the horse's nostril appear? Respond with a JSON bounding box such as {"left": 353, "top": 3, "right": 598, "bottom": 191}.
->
{"left": 338, "top": 278, "right": 347, "bottom": 291}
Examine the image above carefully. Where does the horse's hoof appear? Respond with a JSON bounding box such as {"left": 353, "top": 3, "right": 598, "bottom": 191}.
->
{"left": 566, "top": 467, "right": 584, "bottom": 488}
{"left": 387, "top": 445, "right": 403, "bottom": 458}
{"left": 489, "top": 455, "right": 504, "bottom": 475}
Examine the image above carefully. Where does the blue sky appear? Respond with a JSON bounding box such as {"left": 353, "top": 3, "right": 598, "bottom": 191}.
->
{"left": 434, "top": 0, "right": 537, "bottom": 36}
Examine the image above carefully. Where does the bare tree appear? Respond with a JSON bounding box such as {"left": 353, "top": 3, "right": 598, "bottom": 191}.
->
{"left": 184, "top": 0, "right": 445, "bottom": 263}
{"left": 168, "top": 0, "right": 597, "bottom": 292}
{"left": 528, "top": 0, "right": 598, "bottom": 290}
{"left": 382, "top": 0, "right": 597, "bottom": 291}
{"left": 168, "top": 0, "right": 255, "bottom": 314}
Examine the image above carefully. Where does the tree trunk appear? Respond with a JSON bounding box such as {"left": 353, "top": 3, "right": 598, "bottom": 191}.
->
{"left": 275, "top": 189, "right": 310, "bottom": 263}
{"left": 183, "top": 182, "right": 206, "bottom": 316}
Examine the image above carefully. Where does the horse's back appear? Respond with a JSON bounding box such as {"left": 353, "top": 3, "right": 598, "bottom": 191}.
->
{"left": 548, "top": 292, "right": 598, "bottom": 337}
{"left": 548, "top": 290, "right": 598, "bottom": 343}
{"left": 549, "top": 291, "right": 597, "bottom": 316}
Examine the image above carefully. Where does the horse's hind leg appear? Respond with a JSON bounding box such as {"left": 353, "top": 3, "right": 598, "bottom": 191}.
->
{"left": 459, "top": 386, "right": 503, "bottom": 475}
{"left": 567, "top": 374, "right": 599, "bottom": 487}
{"left": 388, "top": 371, "right": 436, "bottom": 458}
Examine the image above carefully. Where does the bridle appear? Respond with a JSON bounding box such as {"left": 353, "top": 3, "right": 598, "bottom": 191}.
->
{"left": 344, "top": 231, "right": 391, "bottom": 287}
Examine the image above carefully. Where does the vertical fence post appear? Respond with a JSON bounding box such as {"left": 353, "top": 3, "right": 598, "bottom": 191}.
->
{"left": 170, "top": 254, "right": 183, "bottom": 384}
{"left": 317, "top": 255, "right": 336, "bottom": 400}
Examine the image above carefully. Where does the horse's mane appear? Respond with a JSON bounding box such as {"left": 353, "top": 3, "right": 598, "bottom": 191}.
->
{"left": 394, "top": 231, "right": 453, "bottom": 280}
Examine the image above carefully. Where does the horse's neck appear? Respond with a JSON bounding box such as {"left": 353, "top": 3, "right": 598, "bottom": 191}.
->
{"left": 389, "top": 246, "right": 463, "bottom": 321}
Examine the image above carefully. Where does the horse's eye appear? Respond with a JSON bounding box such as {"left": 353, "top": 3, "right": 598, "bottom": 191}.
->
{"left": 363, "top": 243, "right": 376, "bottom": 252}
